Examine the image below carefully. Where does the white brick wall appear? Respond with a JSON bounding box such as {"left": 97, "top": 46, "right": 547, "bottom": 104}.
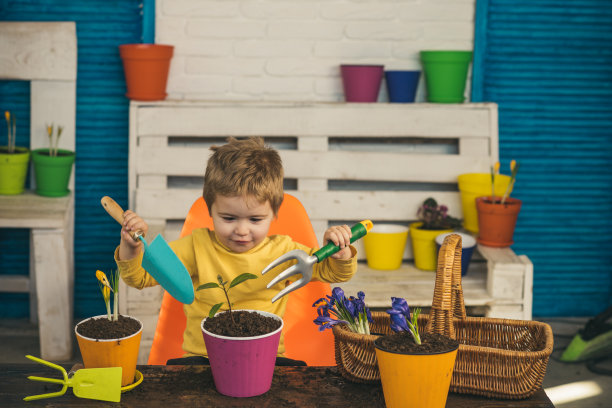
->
{"left": 157, "top": 0, "right": 476, "bottom": 102}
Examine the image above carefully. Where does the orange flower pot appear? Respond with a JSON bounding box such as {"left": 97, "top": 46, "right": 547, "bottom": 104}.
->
{"left": 119, "top": 44, "right": 173, "bottom": 101}
{"left": 475, "top": 196, "right": 522, "bottom": 248}
{"left": 374, "top": 338, "right": 459, "bottom": 408}
{"left": 75, "top": 315, "right": 143, "bottom": 387}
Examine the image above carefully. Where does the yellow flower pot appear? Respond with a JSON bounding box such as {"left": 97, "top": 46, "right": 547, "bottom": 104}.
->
{"left": 363, "top": 224, "right": 409, "bottom": 270}
{"left": 75, "top": 315, "right": 142, "bottom": 387}
{"left": 375, "top": 338, "right": 458, "bottom": 408}
{"left": 409, "top": 222, "right": 452, "bottom": 271}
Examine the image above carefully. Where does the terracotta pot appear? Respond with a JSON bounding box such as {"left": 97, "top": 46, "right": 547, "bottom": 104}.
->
{"left": 119, "top": 44, "right": 173, "bottom": 101}
{"left": 475, "top": 196, "right": 522, "bottom": 248}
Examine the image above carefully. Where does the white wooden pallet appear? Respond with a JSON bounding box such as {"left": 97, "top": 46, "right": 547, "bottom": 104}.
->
{"left": 127, "top": 100, "right": 533, "bottom": 363}
{"left": 0, "top": 22, "right": 76, "bottom": 361}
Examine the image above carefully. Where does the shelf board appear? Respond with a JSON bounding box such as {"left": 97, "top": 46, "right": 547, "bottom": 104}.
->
{"left": 339, "top": 260, "right": 491, "bottom": 309}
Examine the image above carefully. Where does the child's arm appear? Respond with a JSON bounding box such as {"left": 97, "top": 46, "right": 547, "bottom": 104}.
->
{"left": 323, "top": 224, "right": 353, "bottom": 260}
{"left": 118, "top": 210, "right": 149, "bottom": 261}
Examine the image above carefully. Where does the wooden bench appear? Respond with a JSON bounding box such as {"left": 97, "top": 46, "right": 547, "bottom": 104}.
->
{"left": 0, "top": 22, "right": 77, "bottom": 360}
{"left": 126, "top": 100, "right": 533, "bottom": 363}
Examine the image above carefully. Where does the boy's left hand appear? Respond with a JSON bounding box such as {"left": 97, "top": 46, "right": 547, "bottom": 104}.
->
{"left": 323, "top": 225, "right": 353, "bottom": 260}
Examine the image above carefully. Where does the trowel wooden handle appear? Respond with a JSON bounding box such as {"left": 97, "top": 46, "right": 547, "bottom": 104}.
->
{"left": 101, "top": 196, "right": 144, "bottom": 239}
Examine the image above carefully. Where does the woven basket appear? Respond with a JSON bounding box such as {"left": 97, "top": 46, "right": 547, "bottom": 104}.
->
{"left": 333, "top": 234, "right": 554, "bottom": 399}
{"left": 332, "top": 311, "right": 391, "bottom": 383}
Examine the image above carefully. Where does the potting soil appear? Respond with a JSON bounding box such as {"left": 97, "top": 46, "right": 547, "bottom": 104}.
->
{"left": 377, "top": 331, "right": 459, "bottom": 354}
{"left": 204, "top": 310, "right": 281, "bottom": 337}
{"left": 76, "top": 315, "right": 142, "bottom": 339}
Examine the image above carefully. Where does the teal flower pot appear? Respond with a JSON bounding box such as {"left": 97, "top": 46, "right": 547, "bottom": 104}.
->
{"left": 32, "top": 148, "right": 75, "bottom": 197}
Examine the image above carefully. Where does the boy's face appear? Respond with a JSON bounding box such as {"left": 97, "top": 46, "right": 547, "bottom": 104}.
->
{"left": 210, "top": 194, "right": 274, "bottom": 253}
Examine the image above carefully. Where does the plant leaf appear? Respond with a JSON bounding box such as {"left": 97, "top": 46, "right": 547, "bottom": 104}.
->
{"left": 209, "top": 303, "right": 223, "bottom": 318}
{"left": 229, "top": 273, "right": 258, "bottom": 288}
{"left": 196, "top": 282, "right": 219, "bottom": 291}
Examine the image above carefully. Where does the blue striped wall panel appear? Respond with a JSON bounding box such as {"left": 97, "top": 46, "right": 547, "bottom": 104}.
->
{"left": 0, "top": 0, "right": 144, "bottom": 318}
{"left": 473, "top": 0, "right": 612, "bottom": 316}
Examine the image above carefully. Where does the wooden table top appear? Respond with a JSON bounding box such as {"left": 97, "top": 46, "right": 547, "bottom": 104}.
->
{"left": 2, "top": 364, "right": 554, "bottom": 407}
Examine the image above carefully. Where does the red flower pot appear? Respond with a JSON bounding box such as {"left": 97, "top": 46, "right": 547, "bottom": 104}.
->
{"left": 475, "top": 196, "right": 521, "bottom": 248}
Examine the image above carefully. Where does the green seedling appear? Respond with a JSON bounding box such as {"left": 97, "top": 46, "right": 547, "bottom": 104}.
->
{"left": 197, "top": 273, "right": 257, "bottom": 324}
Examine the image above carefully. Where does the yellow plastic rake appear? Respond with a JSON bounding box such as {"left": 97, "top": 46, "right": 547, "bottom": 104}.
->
{"left": 24, "top": 355, "right": 122, "bottom": 402}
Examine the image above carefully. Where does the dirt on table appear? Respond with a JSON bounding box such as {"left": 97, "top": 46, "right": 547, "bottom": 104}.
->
{"left": 375, "top": 331, "right": 459, "bottom": 354}
{"left": 203, "top": 310, "right": 281, "bottom": 337}
{"left": 76, "top": 315, "right": 142, "bottom": 340}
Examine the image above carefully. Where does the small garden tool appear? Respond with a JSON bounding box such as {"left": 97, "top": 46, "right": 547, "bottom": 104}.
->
{"left": 23, "top": 355, "right": 122, "bottom": 402}
{"left": 101, "top": 196, "right": 195, "bottom": 304}
{"left": 262, "top": 220, "right": 373, "bottom": 303}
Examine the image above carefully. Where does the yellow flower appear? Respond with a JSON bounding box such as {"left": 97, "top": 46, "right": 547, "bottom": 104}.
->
{"left": 493, "top": 161, "right": 500, "bottom": 174}
{"left": 510, "top": 160, "right": 516, "bottom": 172}
{"left": 46, "top": 124, "right": 53, "bottom": 137}
{"left": 4, "top": 111, "right": 10, "bottom": 122}
{"left": 96, "top": 270, "right": 113, "bottom": 292}
{"left": 101, "top": 284, "right": 110, "bottom": 302}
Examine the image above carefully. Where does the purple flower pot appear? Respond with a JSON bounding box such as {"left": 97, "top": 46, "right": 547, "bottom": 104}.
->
{"left": 201, "top": 310, "right": 283, "bottom": 398}
{"left": 340, "top": 64, "right": 384, "bottom": 102}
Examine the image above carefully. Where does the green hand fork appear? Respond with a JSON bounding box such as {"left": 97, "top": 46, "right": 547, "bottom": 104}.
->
{"left": 262, "top": 220, "right": 373, "bottom": 303}
{"left": 23, "top": 355, "right": 122, "bottom": 402}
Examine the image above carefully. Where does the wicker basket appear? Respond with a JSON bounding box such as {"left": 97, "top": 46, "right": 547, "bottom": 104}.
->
{"left": 333, "top": 234, "right": 554, "bottom": 399}
{"left": 332, "top": 311, "right": 391, "bottom": 383}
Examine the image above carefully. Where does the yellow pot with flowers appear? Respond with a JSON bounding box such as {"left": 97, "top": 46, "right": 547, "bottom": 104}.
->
{"left": 74, "top": 270, "right": 143, "bottom": 387}
{"left": 410, "top": 198, "right": 460, "bottom": 271}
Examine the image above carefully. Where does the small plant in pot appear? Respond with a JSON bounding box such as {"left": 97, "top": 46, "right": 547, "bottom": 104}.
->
{"left": 410, "top": 197, "right": 461, "bottom": 271}
{"left": 374, "top": 297, "right": 459, "bottom": 408}
{"left": 476, "top": 160, "right": 521, "bottom": 247}
{"left": 31, "top": 123, "right": 76, "bottom": 197}
{"left": 0, "top": 111, "right": 30, "bottom": 195}
{"left": 198, "top": 273, "right": 283, "bottom": 398}
{"left": 75, "top": 270, "right": 143, "bottom": 387}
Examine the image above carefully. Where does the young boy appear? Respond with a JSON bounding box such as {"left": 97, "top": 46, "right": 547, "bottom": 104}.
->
{"left": 115, "top": 137, "right": 358, "bottom": 365}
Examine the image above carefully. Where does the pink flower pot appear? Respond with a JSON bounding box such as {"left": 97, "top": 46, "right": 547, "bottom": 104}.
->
{"left": 340, "top": 64, "right": 384, "bottom": 102}
{"left": 201, "top": 310, "right": 283, "bottom": 397}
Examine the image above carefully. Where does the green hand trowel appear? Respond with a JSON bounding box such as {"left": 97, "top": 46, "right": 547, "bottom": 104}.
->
{"left": 101, "top": 196, "right": 195, "bottom": 304}
{"left": 24, "top": 355, "right": 122, "bottom": 402}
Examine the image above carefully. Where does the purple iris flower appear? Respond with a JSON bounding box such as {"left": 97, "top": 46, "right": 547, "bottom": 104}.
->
{"left": 312, "top": 287, "right": 373, "bottom": 334}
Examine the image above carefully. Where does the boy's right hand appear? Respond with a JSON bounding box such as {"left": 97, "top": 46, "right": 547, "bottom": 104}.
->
{"left": 118, "top": 210, "right": 149, "bottom": 261}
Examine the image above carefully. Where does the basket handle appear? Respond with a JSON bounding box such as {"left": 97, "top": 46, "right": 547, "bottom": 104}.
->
{"left": 424, "top": 233, "right": 467, "bottom": 339}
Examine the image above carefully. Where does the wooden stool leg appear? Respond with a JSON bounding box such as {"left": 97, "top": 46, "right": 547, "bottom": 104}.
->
{"left": 32, "top": 228, "right": 73, "bottom": 361}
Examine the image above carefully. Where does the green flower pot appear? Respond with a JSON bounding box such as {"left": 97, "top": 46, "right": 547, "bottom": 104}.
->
{"left": 0, "top": 146, "right": 30, "bottom": 195}
{"left": 32, "top": 148, "right": 75, "bottom": 197}
{"left": 420, "top": 51, "right": 473, "bottom": 103}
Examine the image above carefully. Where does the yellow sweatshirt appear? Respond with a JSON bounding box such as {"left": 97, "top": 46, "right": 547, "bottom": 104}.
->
{"left": 115, "top": 228, "right": 357, "bottom": 357}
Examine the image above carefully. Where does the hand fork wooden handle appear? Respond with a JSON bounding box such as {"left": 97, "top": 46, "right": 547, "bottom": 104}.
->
{"left": 262, "top": 220, "right": 372, "bottom": 302}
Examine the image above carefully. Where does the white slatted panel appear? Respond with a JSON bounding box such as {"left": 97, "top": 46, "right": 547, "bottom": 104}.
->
{"left": 130, "top": 101, "right": 499, "bottom": 260}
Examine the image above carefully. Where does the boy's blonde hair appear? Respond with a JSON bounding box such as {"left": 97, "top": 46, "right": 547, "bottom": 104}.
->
{"left": 203, "top": 137, "right": 284, "bottom": 214}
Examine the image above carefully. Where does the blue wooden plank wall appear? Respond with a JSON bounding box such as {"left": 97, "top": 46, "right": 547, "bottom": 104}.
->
{"left": 473, "top": 0, "right": 612, "bottom": 316}
{"left": 0, "top": 0, "right": 143, "bottom": 318}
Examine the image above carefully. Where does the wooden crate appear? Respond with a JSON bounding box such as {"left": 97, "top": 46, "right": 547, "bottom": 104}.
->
{"left": 127, "top": 101, "right": 533, "bottom": 363}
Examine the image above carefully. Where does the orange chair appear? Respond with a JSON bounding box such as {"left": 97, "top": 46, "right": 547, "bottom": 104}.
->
{"left": 147, "top": 193, "right": 335, "bottom": 366}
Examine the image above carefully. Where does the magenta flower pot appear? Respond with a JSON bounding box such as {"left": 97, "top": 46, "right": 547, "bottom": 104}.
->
{"left": 340, "top": 64, "right": 384, "bottom": 102}
{"left": 201, "top": 310, "right": 283, "bottom": 398}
